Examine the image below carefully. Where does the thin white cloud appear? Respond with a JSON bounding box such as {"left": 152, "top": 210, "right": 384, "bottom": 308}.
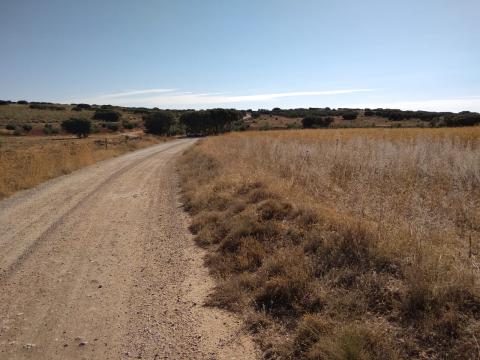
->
{"left": 94, "top": 88, "right": 176, "bottom": 100}
{"left": 71, "top": 89, "right": 480, "bottom": 112}
{"left": 79, "top": 88, "right": 373, "bottom": 108}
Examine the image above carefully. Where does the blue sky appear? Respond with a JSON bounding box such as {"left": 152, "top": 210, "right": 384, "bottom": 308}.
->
{"left": 1, "top": 0, "right": 479, "bottom": 111}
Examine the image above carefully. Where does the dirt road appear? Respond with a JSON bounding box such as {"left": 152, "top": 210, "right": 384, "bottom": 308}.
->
{"left": 0, "top": 139, "right": 257, "bottom": 360}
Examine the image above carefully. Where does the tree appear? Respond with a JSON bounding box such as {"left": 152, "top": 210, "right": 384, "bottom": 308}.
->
{"left": 61, "top": 118, "right": 92, "bottom": 137}
{"left": 180, "top": 111, "right": 207, "bottom": 136}
{"left": 180, "top": 109, "right": 240, "bottom": 136}
{"left": 93, "top": 109, "right": 121, "bottom": 122}
{"left": 143, "top": 111, "right": 175, "bottom": 135}
{"left": 43, "top": 124, "right": 59, "bottom": 135}
{"left": 445, "top": 112, "right": 480, "bottom": 127}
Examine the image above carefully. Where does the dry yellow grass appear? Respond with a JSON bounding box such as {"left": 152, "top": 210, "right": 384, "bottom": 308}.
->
{"left": 0, "top": 134, "right": 163, "bottom": 199}
{"left": 178, "top": 127, "right": 480, "bottom": 359}
{"left": 0, "top": 103, "right": 93, "bottom": 126}
{"left": 0, "top": 103, "right": 143, "bottom": 126}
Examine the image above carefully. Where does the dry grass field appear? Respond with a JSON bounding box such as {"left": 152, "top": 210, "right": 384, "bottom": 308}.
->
{"left": 0, "top": 103, "right": 144, "bottom": 125}
{"left": 0, "top": 133, "right": 163, "bottom": 199}
{"left": 178, "top": 127, "right": 480, "bottom": 359}
{"left": 0, "top": 103, "right": 143, "bottom": 136}
{"left": 0, "top": 104, "right": 94, "bottom": 126}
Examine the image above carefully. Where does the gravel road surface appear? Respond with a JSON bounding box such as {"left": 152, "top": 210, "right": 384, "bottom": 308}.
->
{"left": 0, "top": 139, "right": 257, "bottom": 360}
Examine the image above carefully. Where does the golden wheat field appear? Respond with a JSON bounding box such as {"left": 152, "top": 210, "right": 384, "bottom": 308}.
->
{"left": 179, "top": 127, "right": 480, "bottom": 359}
{"left": 0, "top": 134, "right": 162, "bottom": 199}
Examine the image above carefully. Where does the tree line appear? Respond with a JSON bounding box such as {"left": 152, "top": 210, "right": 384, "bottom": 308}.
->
{"left": 143, "top": 108, "right": 241, "bottom": 136}
{"left": 254, "top": 107, "right": 480, "bottom": 128}
{"left": 3, "top": 100, "right": 480, "bottom": 138}
{"left": 364, "top": 108, "right": 480, "bottom": 126}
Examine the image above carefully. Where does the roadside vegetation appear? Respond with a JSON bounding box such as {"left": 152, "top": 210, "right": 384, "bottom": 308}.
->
{"left": 0, "top": 134, "right": 163, "bottom": 199}
{"left": 178, "top": 127, "right": 480, "bottom": 359}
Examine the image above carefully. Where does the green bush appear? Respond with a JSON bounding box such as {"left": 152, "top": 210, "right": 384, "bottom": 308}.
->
{"left": 6, "top": 123, "right": 16, "bottom": 130}
{"left": 231, "top": 120, "right": 250, "bottom": 132}
{"left": 106, "top": 122, "right": 119, "bottom": 132}
{"left": 43, "top": 124, "right": 59, "bottom": 135}
{"left": 61, "top": 118, "right": 92, "bottom": 137}
{"left": 72, "top": 103, "right": 93, "bottom": 111}
{"left": 43, "top": 124, "right": 52, "bottom": 134}
{"left": 342, "top": 112, "right": 358, "bottom": 120}
{"left": 93, "top": 109, "right": 121, "bottom": 122}
{"left": 122, "top": 120, "right": 135, "bottom": 129}
{"left": 22, "top": 124, "right": 33, "bottom": 132}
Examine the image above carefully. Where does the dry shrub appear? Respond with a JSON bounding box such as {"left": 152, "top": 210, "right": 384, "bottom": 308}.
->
{"left": 235, "top": 181, "right": 264, "bottom": 195}
{"left": 231, "top": 217, "right": 279, "bottom": 241}
{"left": 189, "top": 211, "right": 222, "bottom": 234}
{"left": 226, "top": 237, "right": 265, "bottom": 272}
{"left": 183, "top": 191, "right": 231, "bottom": 214}
{"left": 247, "top": 188, "right": 278, "bottom": 204}
{"left": 295, "top": 207, "right": 320, "bottom": 226}
{"left": 207, "top": 279, "right": 247, "bottom": 311}
{"left": 400, "top": 264, "right": 480, "bottom": 351}
{"left": 254, "top": 248, "right": 313, "bottom": 314}
{"left": 257, "top": 199, "right": 295, "bottom": 221}
{"left": 292, "top": 314, "right": 333, "bottom": 355}
{"left": 194, "top": 223, "right": 228, "bottom": 247}
{"left": 307, "top": 323, "right": 400, "bottom": 360}
{"left": 226, "top": 199, "right": 247, "bottom": 215}
{"left": 310, "top": 222, "right": 379, "bottom": 275}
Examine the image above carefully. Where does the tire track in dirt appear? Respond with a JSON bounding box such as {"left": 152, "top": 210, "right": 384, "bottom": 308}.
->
{"left": 0, "top": 140, "right": 189, "bottom": 281}
{"left": 0, "top": 138, "right": 258, "bottom": 360}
